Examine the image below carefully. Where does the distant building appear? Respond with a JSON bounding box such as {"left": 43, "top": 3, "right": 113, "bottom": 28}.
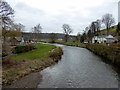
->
{"left": 119, "top": 1, "right": 120, "bottom": 22}
{"left": 9, "top": 37, "right": 24, "bottom": 46}
{"left": 92, "top": 35, "right": 107, "bottom": 44}
{"left": 92, "top": 35, "right": 118, "bottom": 44}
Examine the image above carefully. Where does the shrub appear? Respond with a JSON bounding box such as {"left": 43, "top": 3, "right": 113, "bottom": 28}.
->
{"left": 13, "top": 44, "right": 36, "bottom": 54}
{"left": 49, "top": 47, "right": 63, "bottom": 61}
{"left": 2, "top": 52, "right": 8, "bottom": 57}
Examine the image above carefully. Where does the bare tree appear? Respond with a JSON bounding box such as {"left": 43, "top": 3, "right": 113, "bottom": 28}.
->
{"left": 15, "top": 23, "right": 25, "bottom": 32}
{"left": 33, "top": 24, "right": 42, "bottom": 42}
{"left": 102, "top": 13, "right": 115, "bottom": 35}
{"left": 87, "top": 29, "right": 93, "bottom": 43}
{"left": 0, "top": 0, "right": 14, "bottom": 55}
{"left": 8, "top": 23, "right": 24, "bottom": 38}
{"left": 62, "top": 24, "right": 72, "bottom": 42}
{"left": 95, "top": 19, "right": 101, "bottom": 35}
{"left": 76, "top": 32, "right": 81, "bottom": 42}
{"left": 91, "top": 22, "right": 97, "bottom": 35}
{"left": 0, "top": 0, "right": 14, "bottom": 34}
{"left": 33, "top": 24, "right": 42, "bottom": 33}
{"left": 80, "top": 32, "right": 86, "bottom": 43}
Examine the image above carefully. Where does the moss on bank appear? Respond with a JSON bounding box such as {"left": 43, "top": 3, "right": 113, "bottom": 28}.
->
{"left": 86, "top": 44, "right": 120, "bottom": 67}
{"left": 2, "top": 44, "right": 63, "bottom": 86}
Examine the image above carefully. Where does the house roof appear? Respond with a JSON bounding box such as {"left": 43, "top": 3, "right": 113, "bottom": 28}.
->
{"left": 106, "top": 35, "right": 114, "bottom": 39}
{"left": 16, "top": 37, "right": 22, "bottom": 41}
{"left": 94, "top": 35, "right": 106, "bottom": 38}
{"left": 93, "top": 35, "right": 118, "bottom": 41}
{"left": 9, "top": 37, "right": 22, "bottom": 42}
{"left": 94, "top": 35, "right": 115, "bottom": 38}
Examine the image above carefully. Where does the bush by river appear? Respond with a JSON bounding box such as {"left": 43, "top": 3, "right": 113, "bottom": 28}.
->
{"left": 86, "top": 44, "right": 120, "bottom": 67}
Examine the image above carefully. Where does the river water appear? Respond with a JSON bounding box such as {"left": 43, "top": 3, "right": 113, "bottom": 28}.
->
{"left": 37, "top": 44, "right": 120, "bottom": 88}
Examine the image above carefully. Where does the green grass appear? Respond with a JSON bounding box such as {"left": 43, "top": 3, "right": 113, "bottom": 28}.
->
{"left": 10, "top": 44, "right": 56, "bottom": 61}
{"left": 99, "top": 26, "right": 117, "bottom": 36}
{"left": 55, "top": 40, "right": 86, "bottom": 48}
{"left": 3, "top": 44, "right": 63, "bottom": 86}
{"left": 40, "top": 39, "right": 86, "bottom": 48}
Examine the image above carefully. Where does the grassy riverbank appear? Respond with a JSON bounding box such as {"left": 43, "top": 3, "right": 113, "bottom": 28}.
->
{"left": 40, "top": 40, "right": 86, "bottom": 48}
{"left": 56, "top": 40, "right": 86, "bottom": 48}
{"left": 3, "top": 44, "right": 63, "bottom": 86}
{"left": 41, "top": 40, "right": 120, "bottom": 67}
{"left": 86, "top": 44, "right": 120, "bottom": 67}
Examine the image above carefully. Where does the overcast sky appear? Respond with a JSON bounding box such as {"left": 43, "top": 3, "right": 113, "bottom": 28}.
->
{"left": 6, "top": 0, "right": 119, "bottom": 35}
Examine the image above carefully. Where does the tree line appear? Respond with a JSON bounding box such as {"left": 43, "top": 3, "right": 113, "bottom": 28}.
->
{"left": 1, "top": 0, "right": 120, "bottom": 48}
{"left": 79, "top": 13, "right": 120, "bottom": 43}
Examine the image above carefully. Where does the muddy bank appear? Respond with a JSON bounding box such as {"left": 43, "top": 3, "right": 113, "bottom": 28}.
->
{"left": 3, "top": 72, "right": 42, "bottom": 88}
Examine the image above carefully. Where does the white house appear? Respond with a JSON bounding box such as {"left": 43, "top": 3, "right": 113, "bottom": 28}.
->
{"left": 92, "top": 35, "right": 118, "bottom": 44}
{"left": 20, "top": 36, "right": 25, "bottom": 45}
{"left": 92, "top": 35, "right": 107, "bottom": 43}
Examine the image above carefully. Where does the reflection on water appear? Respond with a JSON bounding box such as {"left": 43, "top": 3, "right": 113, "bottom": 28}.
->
{"left": 38, "top": 44, "right": 119, "bottom": 88}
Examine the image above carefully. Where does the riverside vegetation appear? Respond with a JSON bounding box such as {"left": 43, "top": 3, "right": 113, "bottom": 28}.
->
{"left": 40, "top": 40, "right": 86, "bottom": 48}
{"left": 86, "top": 44, "right": 120, "bottom": 67}
{"left": 2, "top": 44, "right": 63, "bottom": 86}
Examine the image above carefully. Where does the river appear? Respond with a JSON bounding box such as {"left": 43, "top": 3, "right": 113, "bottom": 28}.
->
{"left": 37, "top": 44, "right": 120, "bottom": 88}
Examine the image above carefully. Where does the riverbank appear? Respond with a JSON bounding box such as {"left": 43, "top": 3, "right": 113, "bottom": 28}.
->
{"left": 2, "top": 44, "right": 63, "bottom": 87}
{"left": 86, "top": 44, "right": 120, "bottom": 67}
{"left": 40, "top": 40, "right": 86, "bottom": 48}
{"left": 37, "top": 44, "right": 119, "bottom": 88}
{"left": 41, "top": 40, "right": 120, "bottom": 68}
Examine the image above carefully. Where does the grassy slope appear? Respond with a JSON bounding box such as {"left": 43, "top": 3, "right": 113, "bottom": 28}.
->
{"left": 10, "top": 44, "right": 56, "bottom": 61}
{"left": 99, "top": 26, "right": 117, "bottom": 36}
{"left": 99, "top": 26, "right": 120, "bottom": 40}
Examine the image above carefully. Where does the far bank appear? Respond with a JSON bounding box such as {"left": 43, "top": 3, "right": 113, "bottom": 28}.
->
{"left": 41, "top": 40, "right": 120, "bottom": 68}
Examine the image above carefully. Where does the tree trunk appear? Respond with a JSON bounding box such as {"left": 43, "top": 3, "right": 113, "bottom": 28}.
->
{"left": 65, "top": 34, "right": 68, "bottom": 42}
{"left": 107, "top": 25, "right": 109, "bottom": 35}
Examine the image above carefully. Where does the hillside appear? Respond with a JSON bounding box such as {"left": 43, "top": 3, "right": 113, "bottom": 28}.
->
{"left": 99, "top": 25, "right": 120, "bottom": 41}
{"left": 99, "top": 26, "right": 117, "bottom": 36}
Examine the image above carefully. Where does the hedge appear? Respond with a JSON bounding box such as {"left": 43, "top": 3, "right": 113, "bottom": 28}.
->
{"left": 13, "top": 44, "right": 36, "bottom": 54}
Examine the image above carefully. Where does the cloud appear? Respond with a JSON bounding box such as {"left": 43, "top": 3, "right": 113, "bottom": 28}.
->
{"left": 13, "top": 2, "right": 46, "bottom": 31}
{"left": 6, "top": 0, "right": 120, "bottom": 35}
{"left": 15, "top": 2, "right": 45, "bottom": 14}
